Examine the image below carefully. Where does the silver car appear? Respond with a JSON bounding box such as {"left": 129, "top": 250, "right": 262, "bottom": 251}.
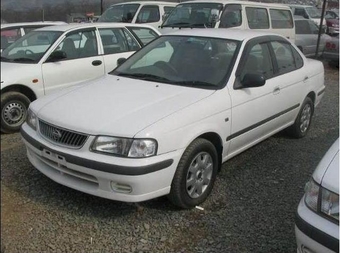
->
{"left": 295, "top": 16, "right": 331, "bottom": 57}
{"left": 323, "top": 35, "right": 339, "bottom": 67}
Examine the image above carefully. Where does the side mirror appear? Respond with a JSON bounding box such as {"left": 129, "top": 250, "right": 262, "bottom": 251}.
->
{"left": 240, "top": 73, "right": 265, "bottom": 88}
{"left": 117, "top": 58, "right": 127, "bottom": 66}
{"left": 46, "top": 51, "right": 67, "bottom": 62}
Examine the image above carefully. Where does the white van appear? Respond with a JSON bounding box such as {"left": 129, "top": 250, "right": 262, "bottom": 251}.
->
{"left": 98, "top": 1, "right": 177, "bottom": 30}
{"left": 160, "top": 0, "right": 295, "bottom": 43}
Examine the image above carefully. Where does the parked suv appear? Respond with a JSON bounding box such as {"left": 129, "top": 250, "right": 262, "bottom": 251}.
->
{"left": 98, "top": 1, "right": 177, "bottom": 30}
{"left": 1, "top": 23, "right": 160, "bottom": 133}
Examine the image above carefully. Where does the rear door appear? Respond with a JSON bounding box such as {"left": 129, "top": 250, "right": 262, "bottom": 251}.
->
{"left": 42, "top": 28, "right": 105, "bottom": 95}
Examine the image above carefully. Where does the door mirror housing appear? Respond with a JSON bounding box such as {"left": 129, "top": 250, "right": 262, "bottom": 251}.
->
{"left": 237, "top": 73, "right": 265, "bottom": 89}
{"left": 117, "top": 58, "right": 127, "bottom": 66}
{"left": 46, "top": 51, "right": 67, "bottom": 62}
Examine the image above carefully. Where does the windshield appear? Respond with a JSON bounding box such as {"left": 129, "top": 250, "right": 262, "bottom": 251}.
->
{"left": 1, "top": 31, "right": 62, "bottom": 63}
{"left": 162, "top": 3, "right": 224, "bottom": 28}
{"left": 306, "top": 7, "right": 322, "bottom": 19}
{"left": 112, "top": 35, "right": 240, "bottom": 89}
{"left": 98, "top": 4, "right": 140, "bottom": 22}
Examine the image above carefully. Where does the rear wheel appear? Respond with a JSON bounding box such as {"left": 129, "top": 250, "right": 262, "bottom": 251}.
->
{"left": 168, "top": 138, "right": 218, "bottom": 209}
{"left": 1, "top": 92, "right": 31, "bottom": 133}
{"left": 287, "top": 97, "right": 314, "bottom": 138}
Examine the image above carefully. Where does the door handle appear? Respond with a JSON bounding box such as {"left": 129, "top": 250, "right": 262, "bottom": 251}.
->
{"left": 92, "top": 60, "right": 102, "bottom": 66}
{"left": 303, "top": 76, "right": 309, "bottom": 82}
{"left": 273, "top": 87, "right": 280, "bottom": 95}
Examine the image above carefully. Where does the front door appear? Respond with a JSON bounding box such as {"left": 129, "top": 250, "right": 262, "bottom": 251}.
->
{"left": 42, "top": 28, "right": 105, "bottom": 95}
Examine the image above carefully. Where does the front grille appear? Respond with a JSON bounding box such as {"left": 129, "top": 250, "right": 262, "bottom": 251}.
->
{"left": 39, "top": 120, "right": 88, "bottom": 148}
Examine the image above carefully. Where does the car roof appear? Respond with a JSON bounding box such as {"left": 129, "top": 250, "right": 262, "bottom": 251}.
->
{"left": 162, "top": 28, "right": 285, "bottom": 42}
{"left": 179, "top": 0, "right": 291, "bottom": 9}
{"left": 110, "top": 1, "right": 177, "bottom": 6}
{"left": 1, "top": 21, "right": 66, "bottom": 29}
{"left": 35, "top": 22, "right": 161, "bottom": 33}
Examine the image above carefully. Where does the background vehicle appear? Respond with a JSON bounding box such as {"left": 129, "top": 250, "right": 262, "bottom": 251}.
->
{"left": 161, "top": 1, "right": 295, "bottom": 43}
{"left": 98, "top": 1, "right": 177, "bottom": 30}
{"left": 323, "top": 35, "right": 339, "bottom": 68}
{"left": 21, "top": 29, "right": 325, "bottom": 209}
{"left": 294, "top": 16, "right": 331, "bottom": 57}
{"left": 295, "top": 139, "right": 339, "bottom": 253}
{"left": 325, "top": 9, "right": 339, "bottom": 35}
{"left": 289, "top": 5, "right": 326, "bottom": 28}
{"left": 1, "top": 23, "right": 160, "bottom": 133}
{"left": 1, "top": 21, "right": 66, "bottom": 51}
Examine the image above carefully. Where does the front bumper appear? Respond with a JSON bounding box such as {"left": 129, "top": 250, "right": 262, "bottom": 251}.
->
{"left": 295, "top": 197, "right": 339, "bottom": 253}
{"left": 21, "top": 123, "right": 183, "bottom": 203}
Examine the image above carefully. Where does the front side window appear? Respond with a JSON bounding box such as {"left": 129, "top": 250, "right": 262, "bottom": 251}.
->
{"left": 112, "top": 36, "right": 240, "bottom": 89}
{"left": 136, "top": 5, "right": 160, "bottom": 23}
{"left": 1, "top": 31, "right": 62, "bottom": 63}
{"left": 162, "top": 3, "right": 224, "bottom": 28}
{"left": 99, "top": 28, "right": 139, "bottom": 55}
{"left": 127, "top": 27, "right": 159, "bottom": 46}
{"left": 270, "top": 41, "right": 297, "bottom": 75}
{"left": 246, "top": 7, "right": 269, "bottom": 29}
{"left": 240, "top": 43, "right": 273, "bottom": 81}
{"left": 294, "top": 8, "right": 308, "bottom": 17}
{"left": 98, "top": 4, "right": 140, "bottom": 22}
{"left": 219, "top": 4, "right": 242, "bottom": 28}
{"left": 53, "top": 30, "right": 98, "bottom": 60}
{"left": 270, "top": 9, "right": 294, "bottom": 29}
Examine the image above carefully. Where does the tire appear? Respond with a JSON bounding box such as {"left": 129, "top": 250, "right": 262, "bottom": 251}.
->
{"left": 1, "top": 92, "right": 31, "bottom": 133}
{"left": 287, "top": 97, "right": 314, "bottom": 138}
{"left": 168, "top": 138, "right": 218, "bottom": 209}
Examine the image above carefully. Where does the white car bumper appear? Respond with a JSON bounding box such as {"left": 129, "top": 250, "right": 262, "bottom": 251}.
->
{"left": 21, "top": 123, "right": 183, "bottom": 203}
{"left": 295, "top": 197, "right": 339, "bottom": 253}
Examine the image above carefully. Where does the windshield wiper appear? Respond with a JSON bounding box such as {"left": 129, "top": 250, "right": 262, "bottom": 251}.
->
{"left": 117, "top": 73, "right": 170, "bottom": 83}
{"left": 173, "top": 80, "right": 216, "bottom": 89}
{"left": 12, "top": 58, "right": 35, "bottom": 62}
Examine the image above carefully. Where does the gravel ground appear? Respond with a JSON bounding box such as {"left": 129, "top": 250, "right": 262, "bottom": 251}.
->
{"left": 1, "top": 62, "right": 339, "bottom": 253}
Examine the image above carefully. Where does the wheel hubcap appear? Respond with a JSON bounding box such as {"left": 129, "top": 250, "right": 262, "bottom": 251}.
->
{"left": 186, "top": 152, "right": 213, "bottom": 199}
{"left": 300, "top": 104, "right": 312, "bottom": 133}
{"left": 2, "top": 102, "right": 27, "bottom": 126}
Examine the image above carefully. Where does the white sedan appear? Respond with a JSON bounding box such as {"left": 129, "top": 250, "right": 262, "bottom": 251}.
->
{"left": 21, "top": 29, "right": 325, "bottom": 209}
{"left": 1, "top": 23, "right": 160, "bottom": 133}
{"left": 295, "top": 139, "right": 339, "bottom": 253}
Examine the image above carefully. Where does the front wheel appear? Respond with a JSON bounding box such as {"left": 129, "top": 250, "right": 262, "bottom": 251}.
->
{"left": 287, "top": 97, "right": 314, "bottom": 138}
{"left": 1, "top": 92, "right": 31, "bottom": 133}
{"left": 168, "top": 138, "right": 218, "bottom": 209}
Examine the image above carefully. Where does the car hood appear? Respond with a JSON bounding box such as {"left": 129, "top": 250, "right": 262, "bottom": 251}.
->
{"left": 1, "top": 61, "right": 39, "bottom": 83}
{"left": 313, "top": 139, "right": 339, "bottom": 194}
{"left": 33, "top": 75, "right": 215, "bottom": 137}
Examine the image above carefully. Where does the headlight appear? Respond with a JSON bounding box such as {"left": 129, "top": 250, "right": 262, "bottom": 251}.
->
{"left": 304, "top": 179, "right": 339, "bottom": 221}
{"left": 91, "top": 136, "right": 157, "bottom": 157}
{"left": 321, "top": 188, "right": 339, "bottom": 221}
{"left": 304, "top": 180, "right": 320, "bottom": 212}
{"left": 26, "top": 109, "right": 37, "bottom": 130}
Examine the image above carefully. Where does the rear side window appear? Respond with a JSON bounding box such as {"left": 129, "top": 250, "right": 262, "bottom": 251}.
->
{"left": 99, "top": 28, "right": 139, "bottom": 55}
{"left": 219, "top": 4, "right": 242, "bottom": 28}
{"left": 270, "top": 9, "right": 293, "bottom": 28}
{"left": 136, "top": 5, "right": 160, "bottom": 23}
{"left": 127, "top": 27, "right": 159, "bottom": 46}
{"left": 246, "top": 7, "right": 269, "bottom": 29}
{"left": 270, "top": 41, "right": 298, "bottom": 75}
{"left": 294, "top": 8, "right": 307, "bottom": 17}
